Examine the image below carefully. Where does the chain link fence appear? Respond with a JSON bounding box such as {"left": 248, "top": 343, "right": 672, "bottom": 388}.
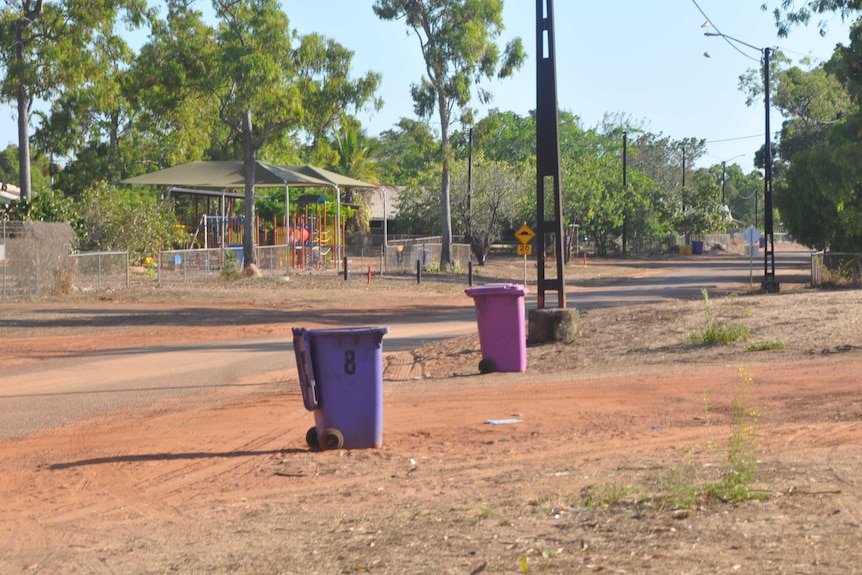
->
{"left": 381, "top": 237, "right": 472, "bottom": 275}
{"left": 811, "top": 251, "right": 862, "bottom": 288}
{"left": 1, "top": 220, "right": 78, "bottom": 299}
{"left": 157, "top": 245, "right": 291, "bottom": 285}
{"left": 1, "top": 220, "right": 131, "bottom": 299}
{"left": 68, "top": 251, "right": 130, "bottom": 292}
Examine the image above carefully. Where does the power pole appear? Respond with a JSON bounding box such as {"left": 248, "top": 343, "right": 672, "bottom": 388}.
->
{"left": 535, "top": 0, "right": 566, "bottom": 309}
{"left": 467, "top": 127, "right": 473, "bottom": 241}
{"left": 622, "top": 131, "right": 628, "bottom": 256}
{"left": 762, "top": 47, "right": 779, "bottom": 292}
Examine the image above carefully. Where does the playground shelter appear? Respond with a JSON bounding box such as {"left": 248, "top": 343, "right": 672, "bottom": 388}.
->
{"left": 119, "top": 161, "right": 376, "bottom": 270}
{"left": 121, "top": 161, "right": 328, "bottom": 268}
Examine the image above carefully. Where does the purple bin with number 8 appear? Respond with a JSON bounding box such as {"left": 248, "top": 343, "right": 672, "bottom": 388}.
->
{"left": 292, "top": 326, "right": 389, "bottom": 450}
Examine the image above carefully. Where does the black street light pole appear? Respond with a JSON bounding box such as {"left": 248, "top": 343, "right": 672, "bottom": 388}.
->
{"left": 705, "top": 32, "right": 779, "bottom": 292}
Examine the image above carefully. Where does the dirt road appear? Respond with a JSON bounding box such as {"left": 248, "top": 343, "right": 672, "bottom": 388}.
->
{"left": 2, "top": 249, "right": 861, "bottom": 574}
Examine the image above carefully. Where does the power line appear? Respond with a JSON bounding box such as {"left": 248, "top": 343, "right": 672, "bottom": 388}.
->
{"left": 706, "top": 134, "right": 763, "bottom": 144}
{"left": 690, "top": 0, "right": 760, "bottom": 62}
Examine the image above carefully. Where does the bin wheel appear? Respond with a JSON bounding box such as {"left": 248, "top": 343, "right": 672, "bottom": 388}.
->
{"left": 479, "top": 358, "right": 496, "bottom": 374}
{"left": 305, "top": 426, "right": 320, "bottom": 450}
{"left": 321, "top": 428, "right": 344, "bottom": 450}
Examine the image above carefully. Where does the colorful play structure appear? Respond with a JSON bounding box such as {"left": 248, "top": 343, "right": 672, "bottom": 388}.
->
{"left": 188, "top": 193, "right": 340, "bottom": 271}
{"left": 290, "top": 194, "right": 334, "bottom": 270}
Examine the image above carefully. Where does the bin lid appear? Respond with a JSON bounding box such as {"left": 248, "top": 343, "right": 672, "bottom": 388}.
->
{"left": 305, "top": 326, "right": 390, "bottom": 337}
{"left": 465, "top": 283, "right": 529, "bottom": 298}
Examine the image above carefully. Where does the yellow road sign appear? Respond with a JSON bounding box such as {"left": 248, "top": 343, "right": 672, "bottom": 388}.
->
{"left": 517, "top": 243, "right": 533, "bottom": 256}
{"left": 515, "top": 224, "right": 535, "bottom": 245}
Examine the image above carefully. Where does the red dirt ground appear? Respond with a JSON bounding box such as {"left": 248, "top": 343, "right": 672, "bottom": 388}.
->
{"left": 1, "top": 257, "right": 861, "bottom": 574}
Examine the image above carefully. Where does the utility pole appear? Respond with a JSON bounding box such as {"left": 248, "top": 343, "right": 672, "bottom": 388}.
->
{"left": 681, "top": 145, "right": 687, "bottom": 215}
{"left": 535, "top": 0, "right": 566, "bottom": 309}
{"left": 762, "top": 47, "right": 779, "bottom": 292}
{"left": 704, "top": 31, "right": 779, "bottom": 292}
{"left": 622, "top": 131, "right": 628, "bottom": 256}
{"left": 467, "top": 127, "right": 473, "bottom": 241}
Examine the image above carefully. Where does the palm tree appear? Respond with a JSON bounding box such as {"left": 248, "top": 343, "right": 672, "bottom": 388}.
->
{"left": 332, "top": 121, "right": 381, "bottom": 234}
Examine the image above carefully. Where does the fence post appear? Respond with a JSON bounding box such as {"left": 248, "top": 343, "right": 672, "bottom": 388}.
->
{"left": 416, "top": 259, "right": 421, "bottom": 284}
{"left": 468, "top": 260, "right": 473, "bottom": 286}
{"left": 1, "top": 220, "right": 5, "bottom": 300}
{"left": 343, "top": 256, "right": 348, "bottom": 281}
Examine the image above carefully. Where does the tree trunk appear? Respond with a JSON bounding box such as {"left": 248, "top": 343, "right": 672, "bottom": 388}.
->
{"left": 16, "top": 85, "right": 32, "bottom": 201}
{"left": 15, "top": 22, "right": 32, "bottom": 201}
{"left": 241, "top": 109, "right": 257, "bottom": 269}
{"left": 438, "top": 98, "right": 452, "bottom": 270}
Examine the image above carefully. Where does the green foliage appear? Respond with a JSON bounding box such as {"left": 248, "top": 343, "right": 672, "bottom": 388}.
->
{"left": 221, "top": 250, "right": 239, "bottom": 279}
{"left": 376, "top": 118, "right": 441, "bottom": 184}
{"left": 392, "top": 167, "right": 443, "bottom": 235}
{"left": 738, "top": 26, "right": 860, "bottom": 251}
{"left": 679, "top": 168, "right": 732, "bottom": 236}
{"left": 702, "top": 368, "right": 764, "bottom": 502}
{"left": 776, "top": 120, "right": 862, "bottom": 252}
{"left": 745, "top": 340, "right": 786, "bottom": 351}
{"left": 76, "top": 181, "right": 190, "bottom": 262}
{"left": 471, "top": 109, "right": 536, "bottom": 166}
{"left": 0, "top": 0, "right": 150, "bottom": 197}
{"left": 2, "top": 190, "right": 78, "bottom": 226}
{"left": 767, "top": 1, "right": 862, "bottom": 37}
{"left": 708, "top": 161, "right": 763, "bottom": 226}
{"left": 690, "top": 289, "right": 752, "bottom": 345}
{"left": 450, "top": 153, "right": 528, "bottom": 264}
{"left": 578, "top": 478, "right": 639, "bottom": 510}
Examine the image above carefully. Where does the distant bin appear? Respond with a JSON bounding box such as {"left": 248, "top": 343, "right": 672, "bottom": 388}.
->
{"left": 292, "top": 326, "right": 389, "bottom": 450}
{"left": 228, "top": 244, "right": 244, "bottom": 268}
{"left": 465, "top": 283, "right": 528, "bottom": 373}
{"left": 691, "top": 240, "right": 704, "bottom": 255}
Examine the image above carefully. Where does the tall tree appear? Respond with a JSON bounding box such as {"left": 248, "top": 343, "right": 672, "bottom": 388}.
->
{"left": 373, "top": 0, "right": 525, "bottom": 268}
{"left": 201, "top": 0, "right": 380, "bottom": 268}
{"left": 0, "top": 0, "right": 149, "bottom": 200}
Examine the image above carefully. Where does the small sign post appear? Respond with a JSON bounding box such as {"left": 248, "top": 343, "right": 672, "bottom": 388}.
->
{"left": 742, "top": 225, "right": 761, "bottom": 286}
{"left": 516, "top": 224, "right": 535, "bottom": 285}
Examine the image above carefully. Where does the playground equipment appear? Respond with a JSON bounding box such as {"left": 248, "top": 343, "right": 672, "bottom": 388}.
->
{"left": 291, "top": 194, "right": 332, "bottom": 270}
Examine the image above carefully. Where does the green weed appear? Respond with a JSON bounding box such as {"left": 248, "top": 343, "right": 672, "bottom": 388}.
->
{"left": 221, "top": 250, "right": 239, "bottom": 279}
{"left": 701, "top": 367, "right": 765, "bottom": 502}
{"left": 575, "top": 368, "right": 766, "bottom": 510}
{"left": 745, "top": 340, "right": 785, "bottom": 352}
{"left": 690, "top": 288, "right": 751, "bottom": 345}
{"left": 578, "top": 476, "right": 640, "bottom": 510}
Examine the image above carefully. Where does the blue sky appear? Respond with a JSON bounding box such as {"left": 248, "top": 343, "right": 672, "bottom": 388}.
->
{"left": 287, "top": 0, "right": 853, "bottom": 169}
{"left": 0, "top": 1, "right": 853, "bottom": 171}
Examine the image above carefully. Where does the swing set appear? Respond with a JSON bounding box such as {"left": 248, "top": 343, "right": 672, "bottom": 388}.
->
{"left": 290, "top": 194, "right": 337, "bottom": 270}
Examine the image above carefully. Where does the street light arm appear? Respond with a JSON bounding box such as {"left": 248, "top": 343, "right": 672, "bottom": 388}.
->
{"left": 704, "top": 31, "right": 761, "bottom": 52}
{"left": 704, "top": 31, "right": 761, "bottom": 62}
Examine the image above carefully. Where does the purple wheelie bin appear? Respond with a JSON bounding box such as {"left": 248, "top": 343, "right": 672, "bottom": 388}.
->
{"left": 292, "top": 326, "right": 389, "bottom": 450}
{"left": 464, "top": 283, "right": 528, "bottom": 373}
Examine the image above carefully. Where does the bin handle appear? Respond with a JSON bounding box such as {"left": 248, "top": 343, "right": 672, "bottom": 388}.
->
{"left": 292, "top": 328, "right": 319, "bottom": 411}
